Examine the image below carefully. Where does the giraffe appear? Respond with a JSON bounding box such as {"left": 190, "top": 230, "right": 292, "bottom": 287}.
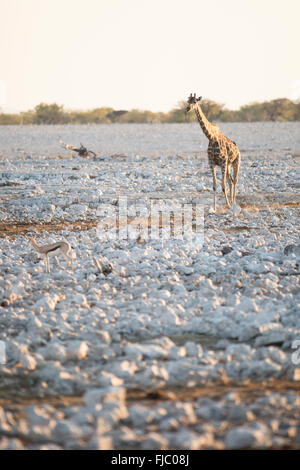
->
{"left": 186, "top": 93, "right": 241, "bottom": 211}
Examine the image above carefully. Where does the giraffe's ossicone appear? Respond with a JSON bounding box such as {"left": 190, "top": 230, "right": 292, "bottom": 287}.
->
{"left": 186, "top": 93, "right": 241, "bottom": 211}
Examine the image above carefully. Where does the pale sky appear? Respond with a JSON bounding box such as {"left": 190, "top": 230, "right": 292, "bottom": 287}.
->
{"left": 0, "top": 0, "right": 300, "bottom": 113}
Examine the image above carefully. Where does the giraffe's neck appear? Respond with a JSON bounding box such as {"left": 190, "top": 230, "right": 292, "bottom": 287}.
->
{"left": 194, "top": 103, "right": 220, "bottom": 141}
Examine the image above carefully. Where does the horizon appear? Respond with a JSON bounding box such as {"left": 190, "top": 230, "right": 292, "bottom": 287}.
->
{"left": 1, "top": 0, "right": 300, "bottom": 113}
{"left": 1, "top": 95, "right": 299, "bottom": 116}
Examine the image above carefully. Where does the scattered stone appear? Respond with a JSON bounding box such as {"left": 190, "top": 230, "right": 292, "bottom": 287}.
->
{"left": 20, "top": 353, "right": 37, "bottom": 370}
{"left": 225, "top": 424, "right": 271, "bottom": 449}
{"left": 284, "top": 244, "right": 300, "bottom": 256}
{"left": 221, "top": 246, "right": 233, "bottom": 255}
{"left": 84, "top": 387, "right": 126, "bottom": 408}
{"left": 52, "top": 420, "right": 83, "bottom": 443}
{"left": 66, "top": 341, "right": 89, "bottom": 360}
{"left": 0, "top": 130, "right": 299, "bottom": 450}
{"left": 140, "top": 432, "right": 168, "bottom": 450}
{"left": 227, "top": 405, "right": 247, "bottom": 422}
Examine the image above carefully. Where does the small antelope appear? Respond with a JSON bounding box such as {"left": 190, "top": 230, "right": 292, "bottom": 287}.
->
{"left": 30, "top": 237, "right": 73, "bottom": 273}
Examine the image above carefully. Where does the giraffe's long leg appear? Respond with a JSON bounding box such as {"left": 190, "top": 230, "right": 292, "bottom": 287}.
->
{"left": 222, "top": 162, "right": 231, "bottom": 208}
{"left": 227, "top": 164, "right": 234, "bottom": 205}
{"left": 210, "top": 164, "right": 217, "bottom": 211}
{"left": 232, "top": 153, "right": 241, "bottom": 205}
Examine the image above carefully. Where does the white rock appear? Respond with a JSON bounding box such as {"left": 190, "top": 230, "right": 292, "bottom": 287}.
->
{"left": 225, "top": 427, "right": 256, "bottom": 449}
{"left": 161, "top": 309, "right": 182, "bottom": 326}
{"left": 97, "top": 371, "right": 124, "bottom": 387}
{"left": 98, "top": 402, "right": 129, "bottom": 422}
{"left": 66, "top": 341, "right": 88, "bottom": 360}
{"left": 185, "top": 341, "right": 203, "bottom": 357}
{"left": 227, "top": 405, "right": 247, "bottom": 422}
{"left": 254, "top": 330, "right": 286, "bottom": 347}
{"left": 84, "top": 387, "right": 126, "bottom": 408}
{"left": 124, "top": 343, "right": 167, "bottom": 360}
{"left": 168, "top": 346, "right": 186, "bottom": 360}
{"left": 38, "top": 362, "right": 62, "bottom": 381}
{"left": 143, "top": 364, "right": 169, "bottom": 382}
{"left": 34, "top": 294, "right": 60, "bottom": 311}
{"left": 111, "top": 360, "right": 139, "bottom": 378}
{"left": 239, "top": 297, "right": 258, "bottom": 312}
{"left": 245, "top": 359, "right": 282, "bottom": 379}
{"left": 171, "top": 429, "right": 213, "bottom": 450}
{"left": 6, "top": 342, "right": 28, "bottom": 363}
{"left": 225, "top": 344, "right": 252, "bottom": 360}
{"left": 26, "top": 406, "right": 52, "bottom": 426}
{"left": 72, "top": 293, "right": 88, "bottom": 306}
{"left": 68, "top": 204, "right": 87, "bottom": 214}
{"left": 20, "top": 354, "right": 37, "bottom": 370}
{"left": 0, "top": 438, "right": 25, "bottom": 450}
{"left": 140, "top": 432, "right": 169, "bottom": 450}
{"left": 52, "top": 420, "right": 83, "bottom": 442}
{"left": 129, "top": 405, "right": 153, "bottom": 427}
{"left": 225, "top": 424, "right": 271, "bottom": 449}
{"left": 88, "top": 435, "right": 114, "bottom": 450}
{"left": 42, "top": 340, "right": 67, "bottom": 361}
{"left": 290, "top": 368, "right": 300, "bottom": 381}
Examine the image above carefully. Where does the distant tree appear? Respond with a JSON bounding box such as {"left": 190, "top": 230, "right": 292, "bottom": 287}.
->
{"left": 0, "top": 113, "right": 20, "bottom": 125}
{"left": 166, "top": 99, "right": 225, "bottom": 123}
{"left": 117, "top": 109, "right": 165, "bottom": 123}
{"left": 263, "top": 98, "right": 296, "bottom": 121}
{"left": 218, "top": 109, "right": 241, "bottom": 122}
{"left": 166, "top": 101, "right": 194, "bottom": 123}
{"left": 33, "top": 103, "right": 69, "bottom": 124}
{"left": 237, "top": 98, "right": 297, "bottom": 122}
{"left": 21, "top": 110, "right": 35, "bottom": 124}
{"left": 295, "top": 101, "right": 300, "bottom": 120}
{"left": 238, "top": 102, "right": 268, "bottom": 122}
{"left": 106, "top": 110, "right": 128, "bottom": 123}
{"left": 200, "top": 99, "right": 225, "bottom": 121}
{"left": 1, "top": 98, "right": 300, "bottom": 125}
{"left": 88, "top": 107, "right": 114, "bottom": 123}
{"left": 68, "top": 111, "right": 91, "bottom": 124}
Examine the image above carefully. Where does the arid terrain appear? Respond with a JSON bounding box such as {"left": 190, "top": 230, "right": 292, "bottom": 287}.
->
{"left": 0, "top": 122, "right": 299, "bottom": 449}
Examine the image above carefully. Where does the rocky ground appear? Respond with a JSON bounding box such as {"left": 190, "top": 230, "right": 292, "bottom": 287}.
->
{"left": 0, "top": 123, "right": 299, "bottom": 449}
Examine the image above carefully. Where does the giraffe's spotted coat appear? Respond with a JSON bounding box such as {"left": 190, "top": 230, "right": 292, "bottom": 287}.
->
{"left": 187, "top": 94, "right": 241, "bottom": 210}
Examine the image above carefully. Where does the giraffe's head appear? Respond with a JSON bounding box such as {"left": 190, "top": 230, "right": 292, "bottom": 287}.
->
{"left": 186, "top": 93, "right": 202, "bottom": 113}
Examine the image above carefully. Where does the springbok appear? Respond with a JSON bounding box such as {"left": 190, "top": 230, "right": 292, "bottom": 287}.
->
{"left": 30, "top": 237, "right": 73, "bottom": 273}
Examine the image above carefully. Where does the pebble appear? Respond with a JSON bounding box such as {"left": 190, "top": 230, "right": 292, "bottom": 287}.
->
{"left": 20, "top": 354, "right": 37, "bottom": 370}
{"left": 225, "top": 424, "right": 271, "bottom": 449}
{"left": 52, "top": 420, "right": 83, "bottom": 443}
{"left": 227, "top": 405, "right": 247, "bottom": 422}
{"left": 225, "top": 427, "right": 256, "bottom": 449}
{"left": 84, "top": 387, "right": 126, "bottom": 408}
{"left": 66, "top": 341, "right": 89, "bottom": 360}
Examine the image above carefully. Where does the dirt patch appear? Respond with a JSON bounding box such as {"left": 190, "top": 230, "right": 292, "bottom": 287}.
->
{"left": 222, "top": 225, "right": 251, "bottom": 233}
{"left": 0, "top": 213, "right": 194, "bottom": 239}
{"left": 0, "top": 379, "right": 299, "bottom": 411}
{"left": 0, "top": 220, "right": 98, "bottom": 237}
{"left": 238, "top": 192, "right": 300, "bottom": 210}
{"left": 127, "top": 379, "right": 300, "bottom": 405}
